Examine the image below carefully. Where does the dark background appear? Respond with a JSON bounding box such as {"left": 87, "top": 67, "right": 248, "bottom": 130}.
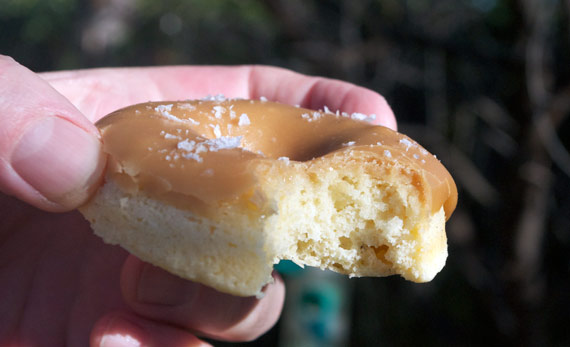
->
{"left": 2, "top": 0, "right": 569, "bottom": 346}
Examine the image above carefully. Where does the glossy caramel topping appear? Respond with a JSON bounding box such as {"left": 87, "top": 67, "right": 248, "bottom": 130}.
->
{"left": 96, "top": 99, "right": 458, "bottom": 219}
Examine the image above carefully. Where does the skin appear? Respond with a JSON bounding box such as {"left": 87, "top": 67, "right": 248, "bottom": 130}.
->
{"left": 0, "top": 55, "right": 396, "bottom": 346}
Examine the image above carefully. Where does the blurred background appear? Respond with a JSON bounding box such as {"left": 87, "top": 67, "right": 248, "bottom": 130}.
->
{"left": 2, "top": 0, "right": 569, "bottom": 345}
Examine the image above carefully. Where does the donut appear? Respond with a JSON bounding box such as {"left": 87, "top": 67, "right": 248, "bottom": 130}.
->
{"left": 80, "top": 97, "right": 457, "bottom": 297}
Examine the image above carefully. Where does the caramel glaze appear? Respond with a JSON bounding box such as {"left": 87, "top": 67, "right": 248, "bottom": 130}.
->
{"left": 96, "top": 99, "right": 458, "bottom": 220}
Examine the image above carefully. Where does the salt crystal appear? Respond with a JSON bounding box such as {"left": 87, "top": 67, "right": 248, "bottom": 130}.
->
{"left": 260, "top": 96, "right": 268, "bottom": 102}
{"left": 187, "top": 118, "right": 200, "bottom": 125}
{"left": 177, "top": 103, "right": 196, "bottom": 111}
{"left": 343, "top": 141, "right": 356, "bottom": 146}
{"left": 238, "top": 114, "right": 251, "bottom": 126}
{"left": 278, "top": 156, "right": 290, "bottom": 164}
{"left": 384, "top": 150, "right": 392, "bottom": 158}
{"left": 350, "top": 112, "right": 376, "bottom": 122}
{"left": 195, "top": 143, "right": 208, "bottom": 154}
{"left": 177, "top": 135, "right": 243, "bottom": 163}
{"left": 301, "top": 112, "right": 323, "bottom": 122}
{"left": 202, "top": 94, "right": 226, "bottom": 102}
{"left": 182, "top": 152, "right": 203, "bottom": 162}
{"left": 164, "top": 133, "right": 181, "bottom": 140}
{"left": 213, "top": 106, "right": 225, "bottom": 119}
{"left": 201, "top": 168, "right": 214, "bottom": 176}
{"left": 207, "top": 136, "right": 243, "bottom": 151}
{"left": 399, "top": 138, "right": 414, "bottom": 151}
{"left": 213, "top": 124, "right": 222, "bottom": 138}
{"left": 177, "top": 139, "right": 197, "bottom": 152}
{"left": 155, "top": 104, "right": 182, "bottom": 122}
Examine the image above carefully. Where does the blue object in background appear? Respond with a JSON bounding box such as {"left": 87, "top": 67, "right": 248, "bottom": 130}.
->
{"left": 277, "top": 261, "right": 352, "bottom": 347}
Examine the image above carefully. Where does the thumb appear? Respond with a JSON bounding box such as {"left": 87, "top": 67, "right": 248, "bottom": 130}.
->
{"left": 0, "top": 55, "right": 105, "bottom": 211}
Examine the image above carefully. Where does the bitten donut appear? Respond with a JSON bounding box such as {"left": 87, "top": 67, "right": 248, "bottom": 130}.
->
{"left": 80, "top": 97, "right": 457, "bottom": 297}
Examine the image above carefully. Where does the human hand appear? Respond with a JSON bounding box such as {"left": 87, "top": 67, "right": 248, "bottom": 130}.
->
{"left": 0, "top": 55, "right": 396, "bottom": 346}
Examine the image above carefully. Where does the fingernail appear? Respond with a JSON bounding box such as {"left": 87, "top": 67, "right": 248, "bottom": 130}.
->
{"left": 137, "top": 264, "right": 197, "bottom": 306}
{"left": 96, "top": 314, "right": 144, "bottom": 347}
{"left": 11, "top": 117, "right": 104, "bottom": 209}
{"left": 100, "top": 331, "right": 142, "bottom": 347}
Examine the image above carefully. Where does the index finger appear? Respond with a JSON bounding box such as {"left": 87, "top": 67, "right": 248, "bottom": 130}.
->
{"left": 41, "top": 65, "right": 397, "bottom": 129}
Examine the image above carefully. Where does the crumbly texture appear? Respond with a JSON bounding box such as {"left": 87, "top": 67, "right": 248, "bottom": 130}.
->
{"left": 81, "top": 149, "right": 448, "bottom": 297}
